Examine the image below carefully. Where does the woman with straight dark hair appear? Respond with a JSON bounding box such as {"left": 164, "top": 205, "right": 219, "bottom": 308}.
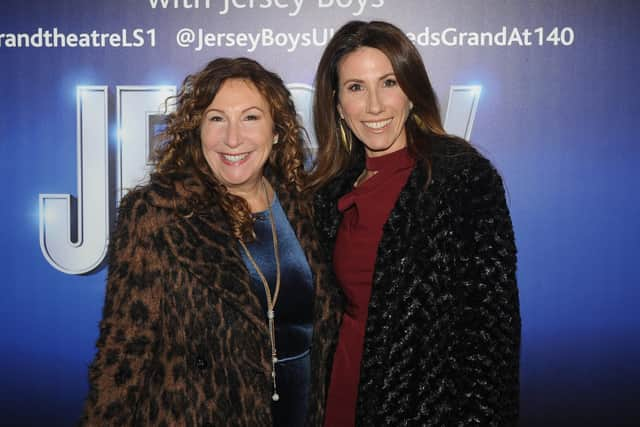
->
{"left": 310, "top": 21, "right": 520, "bottom": 426}
{"left": 81, "top": 57, "right": 341, "bottom": 426}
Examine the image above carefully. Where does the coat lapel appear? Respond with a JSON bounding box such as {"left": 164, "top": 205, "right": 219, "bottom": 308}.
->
{"left": 319, "top": 161, "right": 363, "bottom": 258}
{"left": 159, "top": 200, "right": 268, "bottom": 334}
{"left": 374, "top": 166, "right": 427, "bottom": 269}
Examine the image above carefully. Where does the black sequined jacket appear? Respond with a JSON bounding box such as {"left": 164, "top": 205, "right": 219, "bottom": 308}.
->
{"left": 80, "top": 172, "right": 342, "bottom": 426}
{"left": 314, "top": 138, "right": 521, "bottom": 426}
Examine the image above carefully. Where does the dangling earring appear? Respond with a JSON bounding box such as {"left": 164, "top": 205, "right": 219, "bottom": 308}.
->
{"left": 337, "top": 119, "right": 352, "bottom": 153}
{"left": 412, "top": 112, "right": 426, "bottom": 130}
{"left": 272, "top": 135, "right": 279, "bottom": 145}
{"left": 336, "top": 101, "right": 351, "bottom": 153}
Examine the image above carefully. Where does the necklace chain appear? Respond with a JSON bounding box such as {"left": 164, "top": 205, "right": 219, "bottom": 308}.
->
{"left": 237, "top": 178, "right": 281, "bottom": 402}
{"left": 354, "top": 168, "right": 377, "bottom": 187}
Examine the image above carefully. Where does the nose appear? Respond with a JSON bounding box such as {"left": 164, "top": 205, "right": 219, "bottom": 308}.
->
{"left": 224, "top": 121, "right": 241, "bottom": 148}
{"left": 366, "top": 88, "right": 383, "bottom": 114}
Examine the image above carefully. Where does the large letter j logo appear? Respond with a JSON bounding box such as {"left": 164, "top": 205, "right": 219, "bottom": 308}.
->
{"left": 39, "top": 87, "right": 109, "bottom": 275}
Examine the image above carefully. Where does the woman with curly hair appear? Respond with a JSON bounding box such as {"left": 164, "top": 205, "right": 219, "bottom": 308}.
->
{"left": 81, "top": 57, "right": 340, "bottom": 426}
{"left": 310, "top": 21, "right": 520, "bottom": 426}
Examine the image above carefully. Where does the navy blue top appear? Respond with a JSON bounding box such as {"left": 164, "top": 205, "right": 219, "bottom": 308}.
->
{"left": 239, "top": 194, "right": 314, "bottom": 359}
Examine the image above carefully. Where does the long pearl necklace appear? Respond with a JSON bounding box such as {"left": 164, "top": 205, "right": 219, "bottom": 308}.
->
{"left": 237, "top": 179, "right": 282, "bottom": 402}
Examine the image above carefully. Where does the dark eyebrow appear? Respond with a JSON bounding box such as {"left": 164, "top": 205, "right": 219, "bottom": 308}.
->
{"left": 340, "top": 78, "right": 363, "bottom": 87}
{"left": 340, "top": 73, "right": 396, "bottom": 87}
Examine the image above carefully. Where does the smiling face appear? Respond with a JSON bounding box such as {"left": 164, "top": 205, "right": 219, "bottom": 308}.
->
{"left": 200, "top": 78, "right": 275, "bottom": 197}
{"left": 337, "top": 46, "right": 412, "bottom": 158}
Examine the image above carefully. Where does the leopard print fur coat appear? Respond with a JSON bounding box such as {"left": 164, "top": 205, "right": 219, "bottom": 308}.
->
{"left": 314, "top": 138, "right": 521, "bottom": 426}
{"left": 80, "top": 172, "right": 342, "bottom": 426}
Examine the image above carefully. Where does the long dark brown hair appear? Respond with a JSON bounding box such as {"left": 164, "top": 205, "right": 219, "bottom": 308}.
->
{"left": 154, "top": 57, "right": 309, "bottom": 240}
{"left": 309, "top": 20, "right": 462, "bottom": 189}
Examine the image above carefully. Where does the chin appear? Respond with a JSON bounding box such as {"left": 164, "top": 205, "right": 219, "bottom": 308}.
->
{"left": 362, "top": 140, "right": 395, "bottom": 152}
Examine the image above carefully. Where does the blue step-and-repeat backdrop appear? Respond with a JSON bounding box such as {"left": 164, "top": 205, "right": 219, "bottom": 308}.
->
{"left": 1, "top": 0, "right": 639, "bottom": 425}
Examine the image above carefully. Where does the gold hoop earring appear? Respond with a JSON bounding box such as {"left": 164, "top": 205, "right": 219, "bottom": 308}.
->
{"left": 338, "top": 119, "right": 352, "bottom": 153}
{"left": 412, "top": 112, "right": 426, "bottom": 131}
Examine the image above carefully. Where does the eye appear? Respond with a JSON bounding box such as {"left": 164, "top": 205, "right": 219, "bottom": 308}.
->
{"left": 244, "top": 114, "right": 260, "bottom": 121}
{"left": 208, "top": 115, "right": 224, "bottom": 122}
{"left": 383, "top": 78, "right": 397, "bottom": 88}
{"left": 347, "top": 83, "right": 363, "bottom": 92}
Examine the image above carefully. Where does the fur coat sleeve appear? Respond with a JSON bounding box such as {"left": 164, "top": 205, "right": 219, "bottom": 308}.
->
{"left": 80, "top": 190, "right": 171, "bottom": 425}
{"left": 440, "top": 154, "right": 520, "bottom": 426}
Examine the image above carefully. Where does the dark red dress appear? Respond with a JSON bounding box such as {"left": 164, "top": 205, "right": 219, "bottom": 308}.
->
{"left": 323, "top": 147, "right": 415, "bottom": 427}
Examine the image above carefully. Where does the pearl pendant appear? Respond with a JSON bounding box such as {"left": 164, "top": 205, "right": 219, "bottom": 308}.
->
{"left": 272, "top": 393, "right": 280, "bottom": 401}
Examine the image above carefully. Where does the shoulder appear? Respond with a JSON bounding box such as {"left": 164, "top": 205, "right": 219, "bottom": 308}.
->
{"left": 429, "top": 136, "right": 503, "bottom": 195}
{"left": 116, "top": 184, "right": 170, "bottom": 230}
{"left": 112, "top": 177, "right": 195, "bottom": 251}
{"left": 117, "top": 170, "right": 219, "bottom": 230}
{"left": 116, "top": 185, "right": 154, "bottom": 220}
{"left": 431, "top": 136, "right": 494, "bottom": 174}
{"left": 313, "top": 146, "right": 365, "bottom": 206}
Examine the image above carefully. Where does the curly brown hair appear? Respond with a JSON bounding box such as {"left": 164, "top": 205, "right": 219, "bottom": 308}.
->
{"left": 153, "top": 57, "right": 310, "bottom": 241}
